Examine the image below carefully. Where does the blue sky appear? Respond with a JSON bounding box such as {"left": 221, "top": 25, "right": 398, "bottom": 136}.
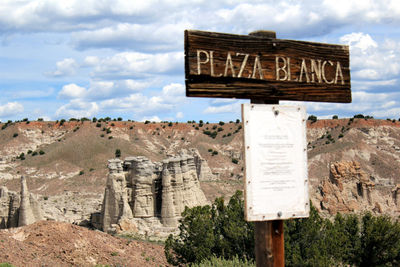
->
{"left": 0, "top": 0, "right": 400, "bottom": 122}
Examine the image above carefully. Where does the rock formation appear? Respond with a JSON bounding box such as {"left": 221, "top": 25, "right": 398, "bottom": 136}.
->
{"left": 99, "top": 149, "right": 209, "bottom": 236}
{"left": 0, "top": 176, "right": 43, "bottom": 229}
{"left": 313, "top": 161, "right": 400, "bottom": 217}
{"left": 0, "top": 186, "right": 19, "bottom": 228}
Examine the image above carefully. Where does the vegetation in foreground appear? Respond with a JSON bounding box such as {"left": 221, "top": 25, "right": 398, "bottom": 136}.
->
{"left": 165, "top": 191, "right": 400, "bottom": 266}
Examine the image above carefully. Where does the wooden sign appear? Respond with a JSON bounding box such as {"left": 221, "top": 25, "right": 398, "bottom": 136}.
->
{"left": 242, "top": 104, "right": 309, "bottom": 221}
{"left": 185, "top": 30, "right": 351, "bottom": 103}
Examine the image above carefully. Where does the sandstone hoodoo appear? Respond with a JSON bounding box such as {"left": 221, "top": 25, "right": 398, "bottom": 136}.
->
{"left": 98, "top": 149, "right": 209, "bottom": 237}
{"left": 0, "top": 176, "right": 43, "bottom": 228}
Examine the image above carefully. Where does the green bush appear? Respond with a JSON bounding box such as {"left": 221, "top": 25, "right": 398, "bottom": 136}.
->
{"left": 307, "top": 115, "right": 317, "bottom": 123}
{"left": 191, "top": 256, "right": 255, "bottom": 267}
{"left": 12, "top": 133, "right": 18, "bottom": 138}
{"left": 165, "top": 191, "right": 254, "bottom": 266}
{"left": 165, "top": 193, "right": 400, "bottom": 266}
{"left": 115, "top": 149, "right": 121, "bottom": 158}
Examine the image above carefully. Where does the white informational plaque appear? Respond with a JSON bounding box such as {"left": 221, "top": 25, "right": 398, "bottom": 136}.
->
{"left": 242, "top": 104, "right": 309, "bottom": 221}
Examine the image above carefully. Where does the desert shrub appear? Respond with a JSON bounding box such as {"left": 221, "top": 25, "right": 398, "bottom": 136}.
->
{"left": 307, "top": 115, "right": 317, "bottom": 123}
{"left": 231, "top": 158, "right": 238, "bottom": 164}
{"left": 12, "top": 133, "right": 18, "bottom": 138}
{"left": 219, "top": 121, "right": 225, "bottom": 126}
{"left": 210, "top": 131, "right": 217, "bottom": 139}
{"left": 166, "top": 193, "right": 400, "bottom": 267}
{"left": 39, "top": 150, "right": 45, "bottom": 155}
{"left": 96, "top": 123, "right": 101, "bottom": 127}
{"left": 165, "top": 191, "right": 254, "bottom": 266}
{"left": 354, "top": 114, "right": 365, "bottom": 119}
{"left": 332, "top": 115, "right": 338, "bottom": 119}
{"left": 115, "top": 149, "right": 121, "bottom": 158}
{"left": 191, "top": 256, "right": 255, "bottom": 267}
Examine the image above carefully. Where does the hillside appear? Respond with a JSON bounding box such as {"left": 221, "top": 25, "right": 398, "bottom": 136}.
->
{"left": 0, "top": 117, "right": 400, "bottom": 221}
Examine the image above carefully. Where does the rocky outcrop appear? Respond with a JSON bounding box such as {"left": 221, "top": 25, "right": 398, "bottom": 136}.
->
{"left": 187, "top": 149, "right": 216, "bottom": 181}
{"left": 0, "top": 186, "right": 19, "bottom": 228}
{"left": 99, "top": 149, "right": 209, "bottom": 237}
{"left": 313, "top": 161, "right": 400, "bottom": 217}
{"left": 0, "top": 176, "right": 43, "bottom": 229}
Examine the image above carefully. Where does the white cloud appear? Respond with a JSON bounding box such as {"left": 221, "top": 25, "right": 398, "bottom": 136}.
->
{"left": 340, "top": 33, "right": 400, "bottom": 82}
{"left": 55, "top": 99, "right": 99, "bottom": 118}
{"left": 0, "top": 102, "right": 24, "bottom": 117}
{"left": 87, "top": 52, "right": 183, "bottom": 79}
{"left": 141, "top": 116, "right": 161, "bottom": 122}
{"left": 58, "top": 83, "right": 87, "bottom": 99}
{"left": 160, "top": 83, "right": 185, "bottom": 104}
{"left": 95, "top": 83, "right": 186, "bottom": 117}
{"left": 72, "top": 22, "right": 192, "bottom": 51}
{"left": 204, "top": 102, "right": 241, "bottom": 114}
{"left": 340, "top": 32, "right": 377, "bottom": 53}
{"left": 46, "top": 58, "right": 78, "bottom": 77}
{"left": 176, "top": 111, "right": 184, "bottom": 119}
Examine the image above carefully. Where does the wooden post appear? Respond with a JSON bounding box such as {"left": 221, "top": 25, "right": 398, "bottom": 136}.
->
{"left": 250, "top": 30, "right": 284, "bottom": 267}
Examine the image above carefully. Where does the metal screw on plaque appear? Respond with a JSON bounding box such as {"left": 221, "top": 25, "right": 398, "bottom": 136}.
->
{"left": 277, "top": 211, "right": 282, "bottom": 217}
{"left": 274, "top": 110, "right": 279, "bottom": 116}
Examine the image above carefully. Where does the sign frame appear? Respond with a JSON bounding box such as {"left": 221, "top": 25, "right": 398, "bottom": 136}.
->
{"left": 242, "top": 104, "right": 309, "bottom": 221}
{"left": 185, "top": 30, "right": 351, "bottom": 103}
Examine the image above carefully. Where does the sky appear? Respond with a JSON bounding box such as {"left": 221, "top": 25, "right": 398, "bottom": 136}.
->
{"left": 0, "top": 0, "right": 400, "bottom": 122}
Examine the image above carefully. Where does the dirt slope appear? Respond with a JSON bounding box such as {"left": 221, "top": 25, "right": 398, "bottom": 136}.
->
{"left": 0, "top": 221, "right": 169, "bottom": 266}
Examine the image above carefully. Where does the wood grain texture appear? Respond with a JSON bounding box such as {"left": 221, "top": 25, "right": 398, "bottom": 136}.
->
{"left": 185, "top": 30, "right": 351, "bottom": 103}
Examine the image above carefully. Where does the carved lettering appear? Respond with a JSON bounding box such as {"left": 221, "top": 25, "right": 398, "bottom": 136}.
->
{"left": 322, "top": 61, "right": 334, "bottom": 84}
{"left": 196, "top": 50, "right": 347, "bottom": 86}
{"left": 299, "top": 59, "right": 310, "bottom": 83}
{"left": 335, "top": 61, "right": 344, "bottom": 85}
{"left": 224, "top": 52, "right": 236, "bottom": 77}
{"left": 251, "top": 55, "right": 263, "bottom": 79}
{"left": 209, "top": 51, "right": 222, "bottom": 77}
{"left": 236, "top": 53, "right": 249, "bottom": 78}
{"left": 197, "top": 50, "right": 209, "bottom": 75}
{"left": 311, "top": 59, "right": 322, "bottom": 83}
{"left": 276, "top": 56, "right": 288, "bottom": 81}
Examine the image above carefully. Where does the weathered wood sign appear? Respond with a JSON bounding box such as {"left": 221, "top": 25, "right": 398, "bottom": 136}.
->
{"left": 185, "top": 30, "right": 351, "bottom": 103}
